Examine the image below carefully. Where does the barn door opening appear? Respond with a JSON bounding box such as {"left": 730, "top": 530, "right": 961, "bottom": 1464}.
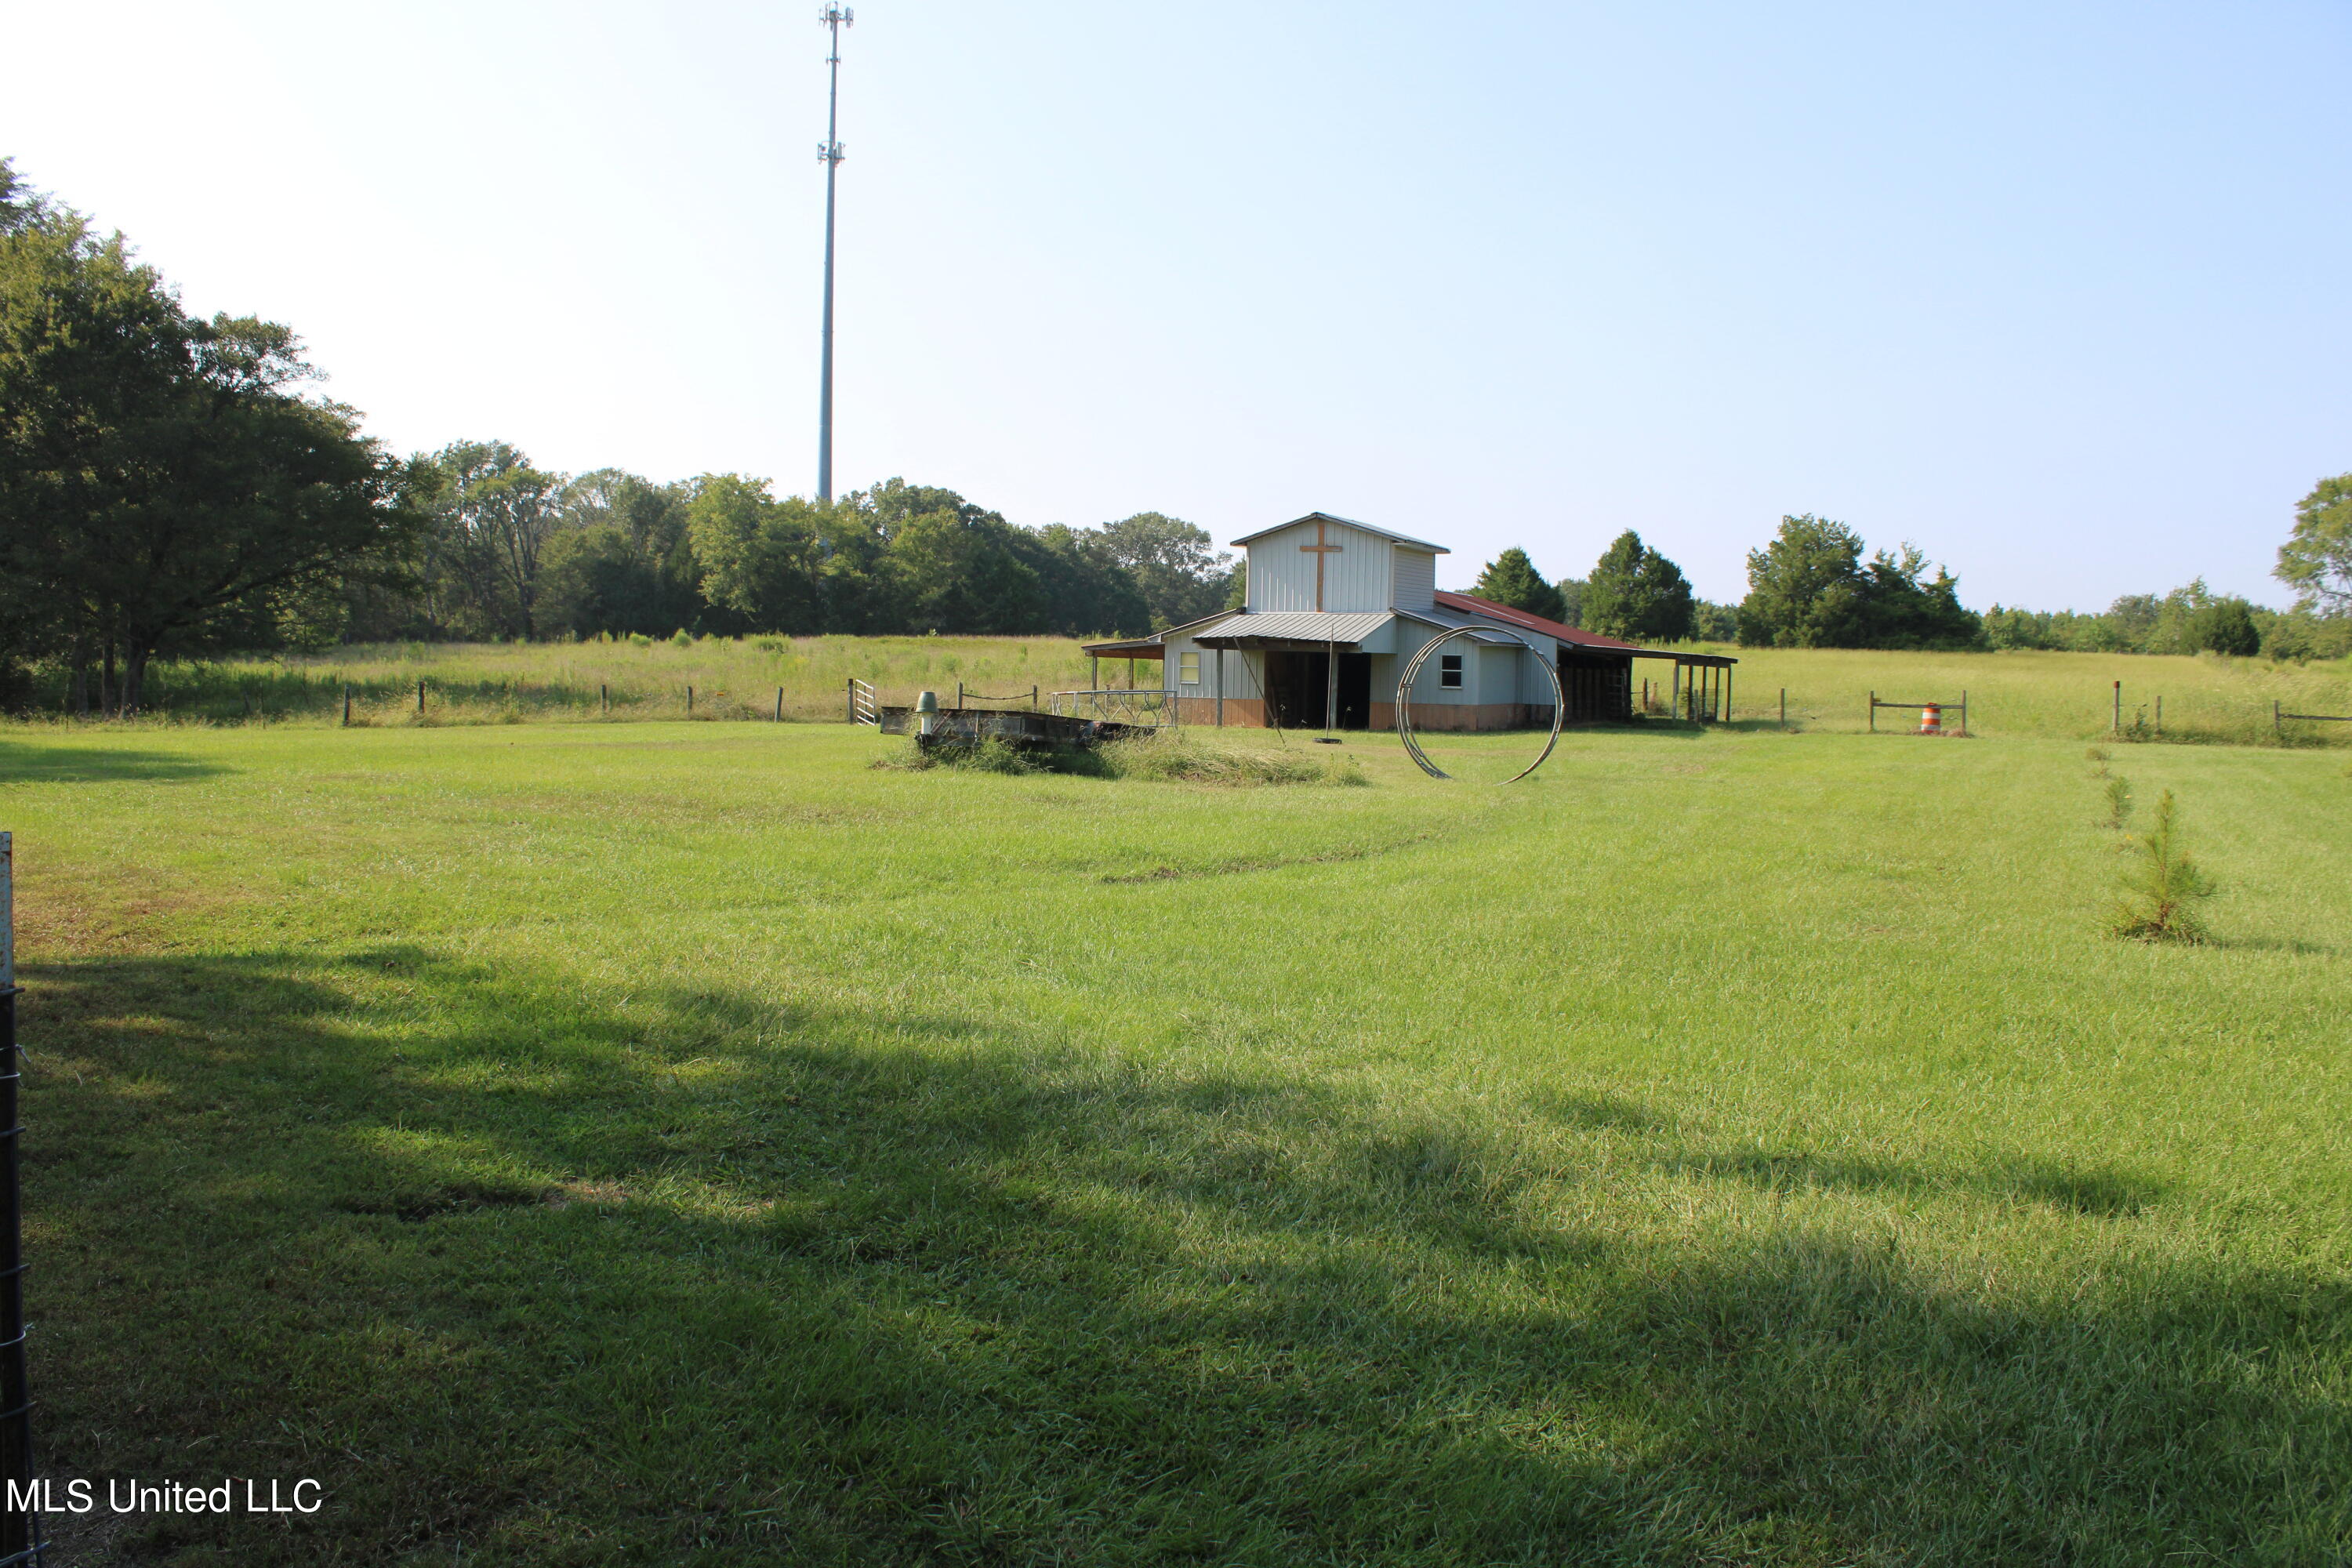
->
{"left": 1262, "top": 651, "right": 1320, "bottom": 728}
{"left": 1336, "top": 653, "right": 1371, "bottom": 728}
{"left": 1261, "top": 650, "right": 1370, "bottom": 728}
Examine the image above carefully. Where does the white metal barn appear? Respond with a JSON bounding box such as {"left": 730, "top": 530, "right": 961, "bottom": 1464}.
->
{"left": 1080, "top": 514, "right": 1736, "bottom": 732}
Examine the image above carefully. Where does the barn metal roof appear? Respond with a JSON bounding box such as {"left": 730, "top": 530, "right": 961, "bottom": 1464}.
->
{"left": 1432, "top": 591, "right": 1647, "bottom": 652}
{"left": 1226, "top": 513, "right": 1450, "bottom": 554}
{"left": 1187, "top": 611, "right": 1397, "bottom": 647}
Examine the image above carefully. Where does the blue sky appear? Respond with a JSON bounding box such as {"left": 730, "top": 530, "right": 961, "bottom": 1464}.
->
{"left": 8, "top": 1, "right": 2347, "bottom": 608}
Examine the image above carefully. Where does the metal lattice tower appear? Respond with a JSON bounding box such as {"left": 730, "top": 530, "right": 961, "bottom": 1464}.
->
{"left": 816, "top": 5, "right": 853, "bottom": 502}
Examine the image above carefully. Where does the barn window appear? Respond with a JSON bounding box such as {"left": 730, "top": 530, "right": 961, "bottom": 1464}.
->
{"left": 1178, "top": 651, "right": 1201, "bottom": 684}
{"left": 1439, "top": 653, "right": 1464, "bottom": 689}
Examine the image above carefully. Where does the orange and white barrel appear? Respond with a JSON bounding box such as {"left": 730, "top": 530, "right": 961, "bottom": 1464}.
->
{"left": 1918, "top": 703, "right": 1942, "bottom": 734}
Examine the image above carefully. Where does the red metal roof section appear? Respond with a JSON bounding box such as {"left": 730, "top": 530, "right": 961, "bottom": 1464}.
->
{"left": 1432, "top": 590, "right": 1644, "bottom": 651}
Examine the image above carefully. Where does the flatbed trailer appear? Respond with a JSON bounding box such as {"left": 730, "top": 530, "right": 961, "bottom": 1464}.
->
{"left": 877, "top": 707, "right": 1150, "bottom": 749}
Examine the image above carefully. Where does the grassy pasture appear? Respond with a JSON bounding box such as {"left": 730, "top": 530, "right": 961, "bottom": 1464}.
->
{"left": 24, "top": 637, "right": 2352, "bottom": 746}
{"left": 2, "top": 720, "right": 2349, "bottom": 1564}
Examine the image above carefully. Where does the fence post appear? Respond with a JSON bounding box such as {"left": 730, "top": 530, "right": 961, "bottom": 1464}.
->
{"left": 0, "top": 833, "right": 42, "bottom": 1567}
{"left": 417, "top": 679, "right": 425, "bottom": 715}
{"left": 687, "top": 684, "right": 694, "bottom": 716}
{"left": 2155, "top": 695, "right": 2161, "bottom": 738}
{"left": 847, "top": 678, "right": 855, "bottom": 723}
{"left": 2274, "top": 699, "right": 2281, "bottom": 736}
{"left": 1960, "top": 688, "right": 1969, "bottom": 738}
{"left": 1780, "top": 688, "right": 1786, "bottom": 727}
{"left": 1868, "top": 691, "right": 1875, "bottom": 733}
{"left": 956, "top": 682, "right": 964, "bottom": 711}
{"left": 342, "top": 684, "right": 351, "bottom": 727}
{"left": 601, "top": 683, "right": 609, "bottom": 715}
{"left": 2113, "top": 681, "right": 2121, "bottom": 735}
{"left": 1030, "top": 685, "right": 1038, "bottom": 712}
{"left": 775, "top": 688, "right": 784, "bottom": 722}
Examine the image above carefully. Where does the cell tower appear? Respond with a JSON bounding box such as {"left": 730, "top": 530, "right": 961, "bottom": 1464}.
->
{"left": 816, "top": 4, "right": 853, "bottom": 502}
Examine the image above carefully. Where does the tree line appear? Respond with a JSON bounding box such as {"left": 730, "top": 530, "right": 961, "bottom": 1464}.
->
{"left": 0, "top": 161, "right": 1229, "bottom": 713}
{"left": 9, "top": 154, "right": 2351, "bottom": 717}
{"left": 388, "top": 442, "right": 1230, "bottom": 646}
{"left": 1467, "top": 503, "right": 2352, "bottom": 661}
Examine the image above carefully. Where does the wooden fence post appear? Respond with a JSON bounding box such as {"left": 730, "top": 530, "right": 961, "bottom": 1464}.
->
{"left": 2113, "top": 681, "right": 2122, "bottom": 735}
{"left": 2155, "top": 695, "right": 2161, "bottom": 737}
{"left": 687, "top": 684, "right": 694, "bottom": 716}
{"left": 1779, "top": 688, "right": 1787, "bottom": 728}
{"left": 1868, "top": 691, "right": 1875, "bottom": 733}
{"left": 775, "top": 687, "right": 784, "bottom": 721}
{"left": 417, "top": 679, "right": 425, "bottom": 715}
{"left": 342, "top": 684, "right": 351, "bottom": 727}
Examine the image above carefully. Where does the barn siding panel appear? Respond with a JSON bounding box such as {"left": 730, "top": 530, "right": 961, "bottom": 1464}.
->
{"left": 1245, "top": 521, "right": 1393, "bottom": 614}
{"left": 1392, "top": 550, "right": 1436, "bottom": 612}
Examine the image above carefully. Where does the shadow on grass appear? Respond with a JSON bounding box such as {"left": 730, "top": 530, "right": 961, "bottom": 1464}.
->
{"left": 16, "top": 950, "right": 2350, "bottom": 1566}
{"left": 1664, "top": 1149, "right": 2161, "bottom": 1218}
{"left": 0, "top": 741, "right": 230, "bottom": 785}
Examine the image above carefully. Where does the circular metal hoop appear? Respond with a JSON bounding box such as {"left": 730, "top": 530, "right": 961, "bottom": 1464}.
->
{"left": 1394, "top": 626, "right": 1566, "bottom": 782}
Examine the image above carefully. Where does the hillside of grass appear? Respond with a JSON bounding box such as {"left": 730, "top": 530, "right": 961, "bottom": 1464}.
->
{"left": 3, "top": 721, "right": 2348, "bottom": 1564}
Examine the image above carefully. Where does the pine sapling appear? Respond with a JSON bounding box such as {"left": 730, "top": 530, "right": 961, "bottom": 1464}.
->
{"left": 2103, "top": 776, "right": 2133, "bottom": 829}
{"left": 2107, "top": 789, "right": 2215, "bottom": 943}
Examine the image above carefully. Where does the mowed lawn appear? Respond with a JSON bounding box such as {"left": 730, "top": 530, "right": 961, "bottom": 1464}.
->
{"left": 2, "top": 720, "right": 2347, "bottom": 1566}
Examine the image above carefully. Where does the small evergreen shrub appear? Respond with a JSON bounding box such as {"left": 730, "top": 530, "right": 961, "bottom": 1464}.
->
{"left": 670, "top": 630, "right": 694, "bottom": 648}
{"left": 2107, "top": 790, "right": 2215, "bottom": 944}
{"left": 2103, "top": 777, "right": 2133, "bottom": 829}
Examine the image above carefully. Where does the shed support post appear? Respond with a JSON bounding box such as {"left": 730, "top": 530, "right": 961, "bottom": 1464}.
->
{"left": 1324, "top": 639, "right": 1338, "bottom": 734}
{"left": 1215, "top": 650, "right": 1225, "bottom": 727}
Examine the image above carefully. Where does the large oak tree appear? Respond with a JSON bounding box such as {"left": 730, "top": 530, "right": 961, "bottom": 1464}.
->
{"left": 0, "top": 162, "right": 418, "bottom": 711}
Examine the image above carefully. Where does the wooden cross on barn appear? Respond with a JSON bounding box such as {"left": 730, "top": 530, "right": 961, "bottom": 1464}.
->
{"left": 1298, "top": 518, "right": 1343, "bottom": 610}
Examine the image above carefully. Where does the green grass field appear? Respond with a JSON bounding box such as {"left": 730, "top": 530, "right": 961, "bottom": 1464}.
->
{"left": 37, "top": 637, "right": 2352, "bottom": 747}
{"left": 3, "top": 717, "right": 2349, "bottom": 1564}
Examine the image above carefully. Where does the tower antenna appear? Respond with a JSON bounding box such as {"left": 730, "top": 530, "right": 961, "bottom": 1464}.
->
{"left": 816, "top": 4, "right": 853, "bottom": 502}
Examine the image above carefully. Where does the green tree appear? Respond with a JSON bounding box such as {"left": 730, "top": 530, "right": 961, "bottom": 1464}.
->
{"left": 0, "top": 167, "right": 417, "bottom": 710}
{"left": 553, "top": 470, "right": 701, "bottom": 635}
{"left": 1737, "top": 517, "right": 1978, "bottom": 649}
{"left": 2278, "top": 474, "right": 2352, "bottom": 614}
{"left": 1468, "top": 547, "right": 1567, "bottom": 622}
{"left": 1582, "top": 531, "right": 1694, "bottom": 641}
{"left": 1010, "top": 524, "right": 1151, "bottom": 637}
{"left": 685, "top": 474, "right": 826, "bottom": 633}
{"left": 410, "top": 442, "right": 563, "bottom": 638}
{"left": 1737, "top": 516, "right": 1864, "bottom": 647}
{"left": 1091, "top": 513, "right": 1232, "bottom": 629}
{"left": 2190, "top": 597, "right": 2260, "bottom": 657}
{"left": 859, "top": 480, "right": 1046, "bottom": 634}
